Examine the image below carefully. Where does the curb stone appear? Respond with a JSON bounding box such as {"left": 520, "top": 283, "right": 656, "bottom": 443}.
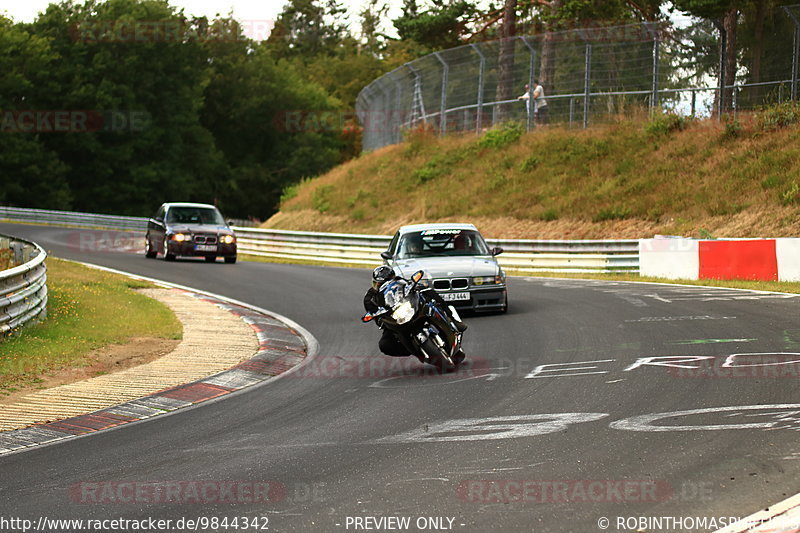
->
{"left": 0, "top": 288, "right": 311, "bottom": 456}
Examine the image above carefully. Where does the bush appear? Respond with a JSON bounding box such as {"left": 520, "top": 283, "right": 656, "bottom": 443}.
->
{"left": 722, "top": 118, "right": 742, "bottom": 140}
{"left": 593, "top": 205, "right": 631, "bottom": 222}
{"left": 645, "top": 110, "right": 689, "bottom": 136}
{"left": 519, "top": 155, "right": 540, "bottom": 172}
{"left": 540, "top": 208, "right": 558, "bottom": 221}
{"left": 479, "top": 121, "right": 525, "bottom": 149}
{"left": 782, "top": 181, "right": 800, "bottom": 206}
{"left": 758, "top": 101, "right": 800, "bottom": 131}
{"left": 311, "top": 185, "right": 334, "bottom": 213}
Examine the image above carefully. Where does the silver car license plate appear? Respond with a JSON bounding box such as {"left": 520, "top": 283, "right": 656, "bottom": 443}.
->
{"left": 195, "top": 244, "right": 217, "bottom": 252}
{"left": 442, "top": 292, "right": 470, "bottom": 301}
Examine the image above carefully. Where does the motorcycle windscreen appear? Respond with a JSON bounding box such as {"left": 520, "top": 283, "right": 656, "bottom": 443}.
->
{"left": 381, "top": 279, "right": 409, "bottom": 308}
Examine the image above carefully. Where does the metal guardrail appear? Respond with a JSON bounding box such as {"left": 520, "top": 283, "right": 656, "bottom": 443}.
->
{"left": 0, "top": 235, "right": 48, "bottom": 337}
{"left": 0, "top": 206, "right": 147, "bottom": 231}
{"left": 233, "top": 227, "right": 639, "bottom": 273}
{"left": 0, "top": 207, "right": 639, "bottom": 272}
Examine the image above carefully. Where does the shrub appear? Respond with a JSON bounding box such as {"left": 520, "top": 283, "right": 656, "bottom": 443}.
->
{"left": 519, "top": 155, "right": 540, "bottom": 172}
{"left": 479, "top": 121, "right": 524, "bottom": 149}
{"left": 311, "top": 185, "right": 334, "bottom": 213}
{"left": 645, "top": 110, "right": 689, "bottom": 136}
{"left": 722, "top": 118, "right": 742, "bottom": 140}
{"left": 280, "top": 177, "right": 311, "bottom": 205}
{"left": 593, "top": 205, "right": 631, "bottom": 222}
{"left": 540, "top": 208, "right": 558, "bottom": 221}
{"left": 758, "top": 101, "right": 800, "bottom": 131}
{"left": 782, "top": 181, "right": 800, "bottom": 206}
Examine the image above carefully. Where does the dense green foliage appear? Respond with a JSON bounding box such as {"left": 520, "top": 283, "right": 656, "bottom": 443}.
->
{"left": 0, "top": 0, "right": 344, "bottom": 219}
{"left": 1, "top": 0, "right": 796, "bottom": 220}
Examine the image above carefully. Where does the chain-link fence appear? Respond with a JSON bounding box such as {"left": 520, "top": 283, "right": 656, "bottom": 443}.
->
{"left": 356, "top": 9, "right": 800, "bottom": 152}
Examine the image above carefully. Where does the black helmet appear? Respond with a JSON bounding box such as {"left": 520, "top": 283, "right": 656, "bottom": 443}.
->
{"left": 372, "top": 265, "right": 394, "bottom": 288}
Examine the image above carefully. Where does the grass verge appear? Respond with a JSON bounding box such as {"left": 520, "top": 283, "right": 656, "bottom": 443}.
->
{"left": 0, "top": 258, "right": 182, "bottom": 396}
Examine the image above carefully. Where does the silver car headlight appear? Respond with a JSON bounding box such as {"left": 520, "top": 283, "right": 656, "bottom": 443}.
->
{"left": 472, "top": 275, "right": 504, "bottom": 286}
{"left": 392, "top": 301, "right": 415, "bottom": 324}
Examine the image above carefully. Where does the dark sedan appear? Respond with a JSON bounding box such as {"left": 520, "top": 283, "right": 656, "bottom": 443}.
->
{"left": 145, "top": 203, "right": 237, "bottom": 263}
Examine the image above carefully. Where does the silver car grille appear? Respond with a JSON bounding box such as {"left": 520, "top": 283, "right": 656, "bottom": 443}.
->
{"left": 194, "top": 235, "right": 218, "bottom": 244}
{"left": 432, "top": 278, "right": 469, "bottom": 290}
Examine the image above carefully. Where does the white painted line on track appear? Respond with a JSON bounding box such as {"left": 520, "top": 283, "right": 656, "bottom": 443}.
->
{"left": 714, "top": 492, "right": 800, "bottom": 533}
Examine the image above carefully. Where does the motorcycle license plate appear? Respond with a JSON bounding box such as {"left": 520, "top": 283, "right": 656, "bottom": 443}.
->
{"left": 195, "top": 244, "right": 217, "bottom": 252}
{"left": 442, "top": 292, "right": 470, "bottom": 301}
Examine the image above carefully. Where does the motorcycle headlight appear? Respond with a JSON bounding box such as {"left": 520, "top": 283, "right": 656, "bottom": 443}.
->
{"left": 392, "top": 301, "right": 415, "bottom": 324}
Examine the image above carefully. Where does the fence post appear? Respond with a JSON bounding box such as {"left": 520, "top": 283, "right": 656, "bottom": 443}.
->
{"left": 714, "top": 18, "right": 727, "bottom": 119}
{"left": 784, "top": 6, "right": 800, "bottom": 101}
{"left": 651, "top": 32, "right": 660, "bottom": 111}
{"left": 434, "top": 52, "right": 449, "bottom": 136}
{"left": 470, "top": 43, "right": 486, "bottom": 133}
{"left": 392, "top": 73, "right": 403, "bottom": 144}
{"left": 584, "top": 42, "right": 592, "bottom": 129}
{"left": 521, "top": 37, "right": 538, "bottom": 132}
{"left": 569, "top": 98, "right": 575, "bottom": 126}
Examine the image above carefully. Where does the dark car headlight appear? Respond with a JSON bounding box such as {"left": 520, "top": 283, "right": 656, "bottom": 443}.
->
{"left": 171, "top": 233, "right": 191, "bottom": 242}
{"left": 220, "top": 235, "right": 236, "bottom": 244}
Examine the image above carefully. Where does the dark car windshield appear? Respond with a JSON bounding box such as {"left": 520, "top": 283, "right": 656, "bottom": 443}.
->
{"left": 166, "top": 207, "right": 225, "bottom": 225}
{"left": 397, "top": 229, "right": 490, "bottom": 259}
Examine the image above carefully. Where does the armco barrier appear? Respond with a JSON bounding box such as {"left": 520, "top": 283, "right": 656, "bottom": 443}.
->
{"left": 1, "top": 206, "right": 638, "bottom": 273}
{"left": 233, "top": 228, "right": 639, "bottom": 273}
{"left": 0, "top": 206, "right": 147, "bottom": 232}
{"left": 0, "top": 235, "right": 47, "bottom": 336}
{"left": 640, "top": 237, "right": 800, "bottom": 282}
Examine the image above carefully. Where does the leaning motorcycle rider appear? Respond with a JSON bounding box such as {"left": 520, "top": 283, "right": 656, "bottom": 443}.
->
{"left": 364, "top": 265, "right": 467, "bottom": 358}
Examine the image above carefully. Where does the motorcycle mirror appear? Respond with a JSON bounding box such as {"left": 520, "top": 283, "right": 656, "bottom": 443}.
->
{"left": 361, "top": 314, "right": 373, "bottom": 323}
{"left": 411, "top": 270, "right": 424, "bottom": 283}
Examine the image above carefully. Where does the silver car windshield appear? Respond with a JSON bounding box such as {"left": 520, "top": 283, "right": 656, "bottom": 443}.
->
{"left": 397, "top": 230, "right": 490, "bottom": 259}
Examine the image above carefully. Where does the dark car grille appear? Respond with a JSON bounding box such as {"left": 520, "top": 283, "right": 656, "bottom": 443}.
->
{"left": 432, "top": 278, "right": 469, "bottom": 290}
{"left": 194, "top": 235, "right": 218, "bottom": 245}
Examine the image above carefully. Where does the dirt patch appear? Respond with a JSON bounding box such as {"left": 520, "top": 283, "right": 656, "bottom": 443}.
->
{"left": 0, "top": 337, "right": 180, "bottom": 405}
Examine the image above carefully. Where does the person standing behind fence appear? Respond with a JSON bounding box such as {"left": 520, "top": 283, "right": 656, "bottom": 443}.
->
{"left": 517, "top": 84, "right": 532, "bottom": 119}
{"left": 532, "top": 79, "right": 548, "bottom": 125}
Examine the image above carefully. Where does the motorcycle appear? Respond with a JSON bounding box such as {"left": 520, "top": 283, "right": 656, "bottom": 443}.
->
{"left": 361, "top": 270, "right": 466, "bottom": 372}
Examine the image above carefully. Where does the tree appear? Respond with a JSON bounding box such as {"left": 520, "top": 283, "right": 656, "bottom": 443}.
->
{"left": 393, "top": 0, "right": 477, "bottom": 52}
{"left": 266, "top": 0, "right": 348, "bottom": 60}
{"left": 671, "top": 0, "right": 743, "bottom": 113}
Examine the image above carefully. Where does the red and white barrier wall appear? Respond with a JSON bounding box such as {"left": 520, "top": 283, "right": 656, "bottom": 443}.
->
{"left": 639, "top": 238, "right": 800, "bottom": 282}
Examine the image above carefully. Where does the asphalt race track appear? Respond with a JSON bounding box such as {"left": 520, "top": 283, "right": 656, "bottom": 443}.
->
{"left": 2, "top": 222, "right": 800, "bottom": 533}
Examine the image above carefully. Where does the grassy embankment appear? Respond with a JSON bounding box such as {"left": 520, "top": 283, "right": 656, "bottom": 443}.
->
{"left": 0, "top": 259, "right": 182, "bottom": 396}
{"left": 270, "top": 108, "right": 800, "bottom": 239}
{"left": 256, "top": 105, "right": 800, "bottom": 293}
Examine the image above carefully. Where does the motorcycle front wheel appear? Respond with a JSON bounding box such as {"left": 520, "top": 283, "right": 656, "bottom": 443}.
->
{"left": 420, "top": 338, "right": 458, "bottom": 373}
